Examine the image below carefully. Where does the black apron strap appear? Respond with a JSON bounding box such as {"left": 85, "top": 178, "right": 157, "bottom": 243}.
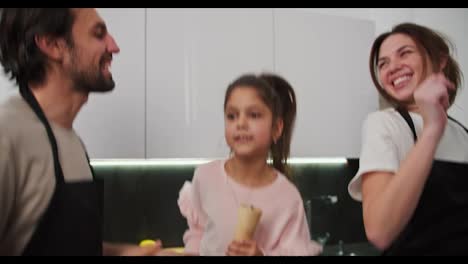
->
{"left": 396, "top": 107, "right": 417, "bottom": 142}
{"left": 19, "top": 83, "right": 65, "bottom": 183}
{"left": 20, "top": 83, "right": 103, "bottom": 256}
{"left": 397, "top": 107, "right": 468, "bottom": 141}
{"left": 448, "top": 116, "right": 468, "bottom": 134}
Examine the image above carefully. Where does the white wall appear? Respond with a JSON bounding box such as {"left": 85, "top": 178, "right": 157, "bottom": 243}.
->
{"left": 143, "top": 9, "right": 376, "bottom": 158}
{"left": 304, "top": 8, "right": 468, "bottom": 127}
{"left": 0, "top": 72, "right": 16, "bottom": 104}
{"left": 74, "top": 8, "right": 146, "bottom": 158}
{"left": 411, "top": 9, "right": 468, "bottom": 127}
{"left": 146, "top": 9, "right": 275, "bottom": 158}
{"left": 1, "top": 9, "right": 467, "bottom": 158}
{"left": 274, "top": 9, "right": 376, "bottom": 157}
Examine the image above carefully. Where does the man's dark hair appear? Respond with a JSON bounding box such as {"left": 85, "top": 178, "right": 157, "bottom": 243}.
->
{"left": 0, "top": 8, "right": 75, "bottom": 86}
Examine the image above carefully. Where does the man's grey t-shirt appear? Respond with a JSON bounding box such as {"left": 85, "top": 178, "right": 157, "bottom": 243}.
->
{"left": 0, "top": 94, "right": 92, "bottom": 255}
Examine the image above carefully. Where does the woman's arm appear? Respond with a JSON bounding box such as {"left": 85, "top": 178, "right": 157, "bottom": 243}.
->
{"left": 362, "top": 129, "right": 441, "bottom": 250}
{"left": 362, "top": 73, "right": 454, "bottom": 250}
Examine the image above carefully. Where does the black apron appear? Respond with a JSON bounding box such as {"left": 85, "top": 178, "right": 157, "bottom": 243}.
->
{"left": 384, "top": 108, "right": 468, "bottom": 255}
{"left": 19, "top": 85, "right": 103, "bottom": 256}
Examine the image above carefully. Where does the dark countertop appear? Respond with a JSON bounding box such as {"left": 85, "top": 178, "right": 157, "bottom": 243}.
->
{"left": 321, "top": 242, "right": 381, "bottom": 256}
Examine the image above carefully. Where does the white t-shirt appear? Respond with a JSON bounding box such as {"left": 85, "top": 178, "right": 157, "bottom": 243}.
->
{"left": 348, "top": 108, "right": 468, "bottom": 202}
{"left": 0, "top": 94, "right": 93, "bottom": 256}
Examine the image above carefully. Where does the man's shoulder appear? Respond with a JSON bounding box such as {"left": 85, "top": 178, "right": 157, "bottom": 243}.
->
{"left": 0, "top": 95, "right": 39, "bottom": 138}
{"left": 0, "top": 95, "right": 25, "bottom": 120}
{"left": 0, "top": 99, "right": 16, "bottom": 133}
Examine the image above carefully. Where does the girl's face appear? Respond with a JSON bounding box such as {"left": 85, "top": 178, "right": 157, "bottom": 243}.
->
{"left": 224, "top": 86, "right": 281, "bottom": 159}
{"left": 377, "top": 33, "right": 433, "bottom": 103}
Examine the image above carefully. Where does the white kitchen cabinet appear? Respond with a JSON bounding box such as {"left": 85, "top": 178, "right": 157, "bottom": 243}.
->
{"left": 3, "top": 9, "right": 466, "bottom": 159}
{"left": 273, "top": 9, "right": 377, "bottom": 157}
{"left": 146, "top": 8, "right": 275, "bottom": 158}
{"left": 74, "top": 8, "right": 146, "bottom": 158}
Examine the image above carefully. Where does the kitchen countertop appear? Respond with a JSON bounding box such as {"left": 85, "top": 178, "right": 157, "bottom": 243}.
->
{"left": 321, "top": 242, "right": 380, "bottom": 256}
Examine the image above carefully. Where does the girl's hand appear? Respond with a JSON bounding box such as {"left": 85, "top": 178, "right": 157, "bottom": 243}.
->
{"left": 414, "top": 73, "right": 455, "bottom": 139}
{"left": 226, "top": 239, "right": 263, "bottom": 256}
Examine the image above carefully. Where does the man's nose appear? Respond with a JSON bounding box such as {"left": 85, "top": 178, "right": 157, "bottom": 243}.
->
{"left": 106, "top": 34, "right": 120, "bottom": 54}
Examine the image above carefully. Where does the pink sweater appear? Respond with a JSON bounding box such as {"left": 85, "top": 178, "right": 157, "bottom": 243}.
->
{"left": 177, "top": 159, "right": 322, "bottom": 256}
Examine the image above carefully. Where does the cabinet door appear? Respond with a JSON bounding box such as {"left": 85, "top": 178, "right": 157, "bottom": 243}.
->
{"left": 146, "top": 8, "right": 274, "bottom": 158}
{"left": 74, "top": 8, "right": 146, "bottom": 158}
{"left": 274, "top": 9, "right": 377, "bottom": 157}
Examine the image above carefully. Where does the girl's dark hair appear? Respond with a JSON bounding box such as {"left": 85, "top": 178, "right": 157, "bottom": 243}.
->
{"left": 224, "top": 73, "right": 297, "bottom": 180}
{"left": 369, "top": 22, "right": 463, "bottom": 107}
{"left": 0, "top": 8, "right": 75, "bottom": 86}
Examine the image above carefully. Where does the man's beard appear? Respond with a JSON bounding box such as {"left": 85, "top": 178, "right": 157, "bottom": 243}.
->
{"left": 69, "top": 52, "right": 116, "bottom": 93}
{"left": 72, "top": 70, "right": 115, "bottom": 93}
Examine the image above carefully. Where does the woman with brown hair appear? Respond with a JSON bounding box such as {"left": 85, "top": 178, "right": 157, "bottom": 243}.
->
{"left": 348, "top": 23, "right": 467, "bottom": 255}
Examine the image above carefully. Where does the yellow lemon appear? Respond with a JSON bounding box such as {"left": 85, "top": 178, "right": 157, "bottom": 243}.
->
{"left": 139, "top": 239, "right": 156, "bottom": 247}
{"left": 167, "top": 247, "right": 184, "bottom": 253}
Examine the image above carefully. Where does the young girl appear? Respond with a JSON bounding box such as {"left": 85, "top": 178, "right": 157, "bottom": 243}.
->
{"left": 348, "top": 23, "right": 468, "bottom": 255}
{"left": 176, "top": 73, "right": 322, "bottom": 256}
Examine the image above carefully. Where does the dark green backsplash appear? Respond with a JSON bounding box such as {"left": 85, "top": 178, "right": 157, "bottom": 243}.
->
{"left": 93, "top": 159, "right": 367, "bottom": 248}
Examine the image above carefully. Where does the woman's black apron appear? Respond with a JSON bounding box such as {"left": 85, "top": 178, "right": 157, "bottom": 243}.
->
{"left": 19, "top": 84, "right": 103, "bottom": 256}
{"left": 384, "top": 108, "right": 468, "bottom": 255}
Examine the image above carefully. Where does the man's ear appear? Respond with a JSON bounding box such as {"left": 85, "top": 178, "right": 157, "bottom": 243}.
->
{"left": 34, "top": 35, "right": 67, "bottom": 61}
